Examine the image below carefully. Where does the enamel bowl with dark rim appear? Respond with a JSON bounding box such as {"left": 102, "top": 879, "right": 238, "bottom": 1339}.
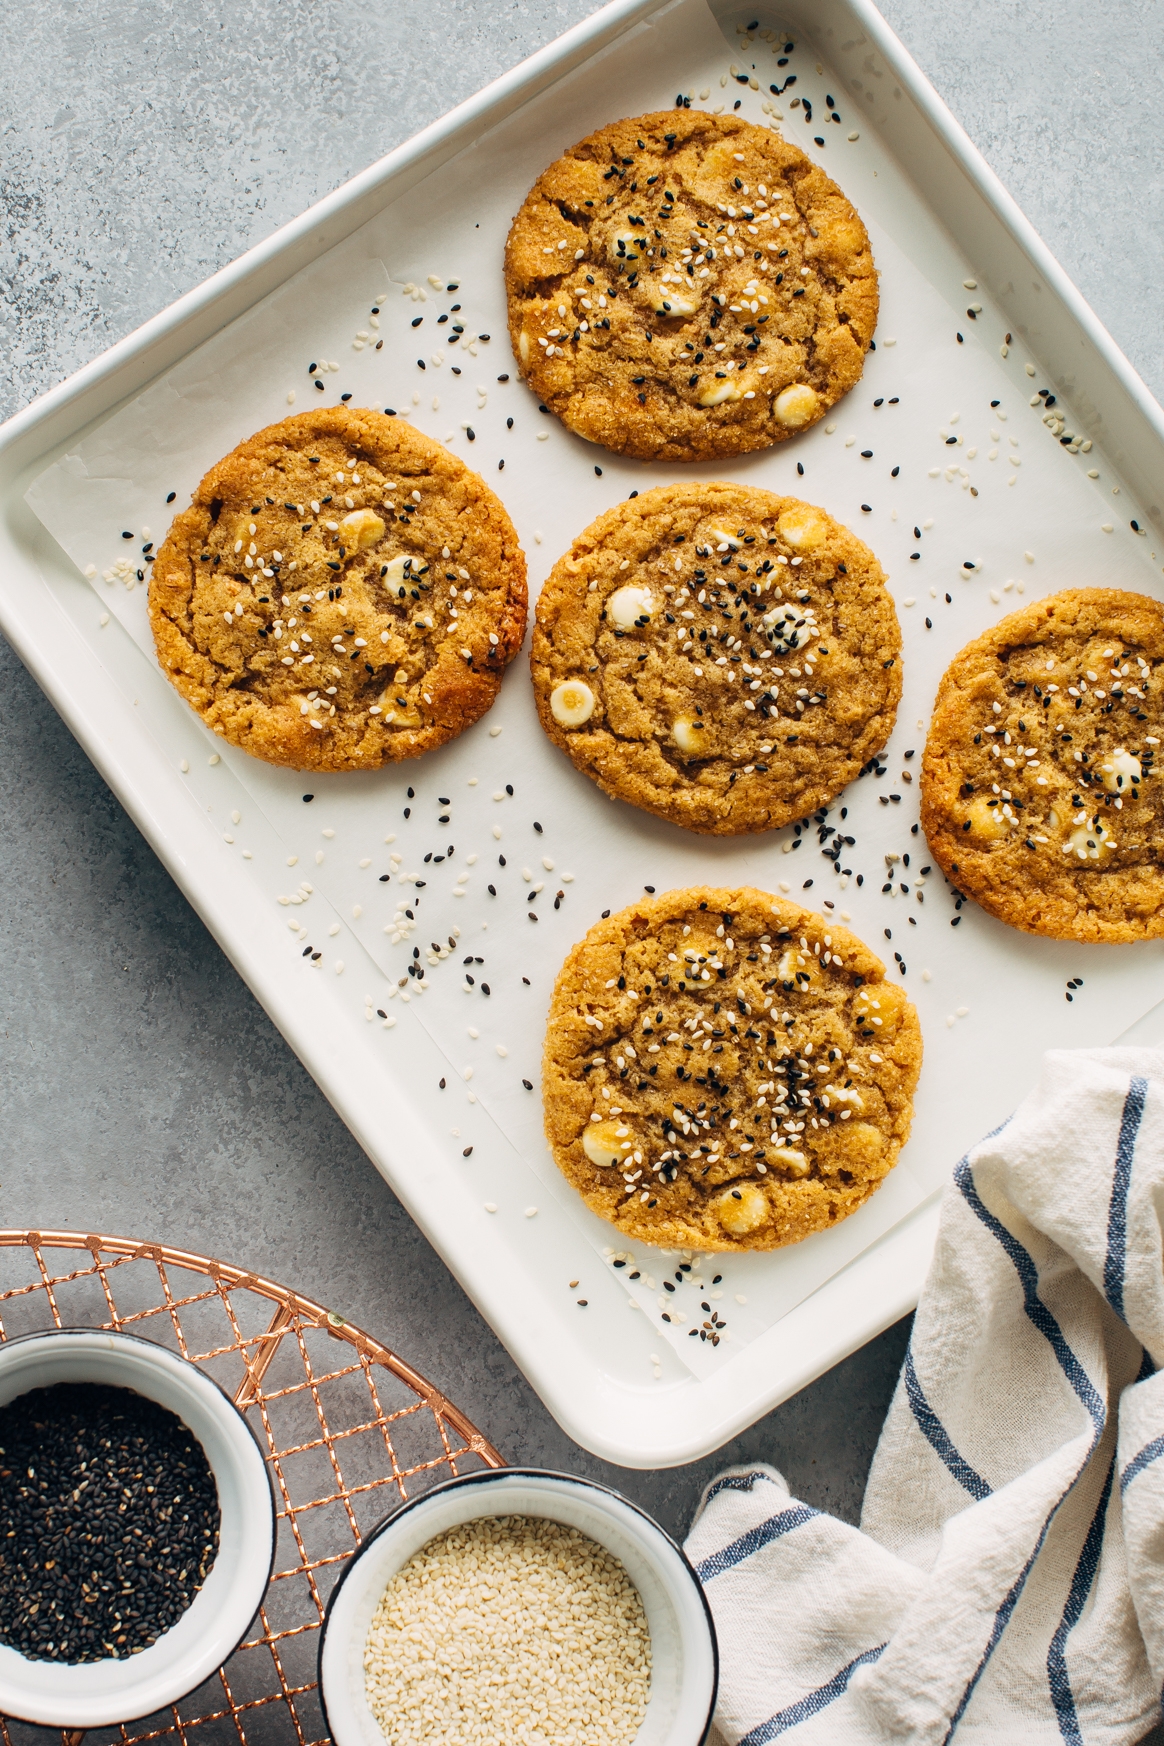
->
{"left": 0, "top": 1328, "right": 276, "bottom": 1727}
{"left": 318, "top": 1467, "right": 718, "bottom": 1746}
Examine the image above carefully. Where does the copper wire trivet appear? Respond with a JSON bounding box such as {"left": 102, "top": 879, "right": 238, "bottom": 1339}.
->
{"left": 0, "top": 1230, "right": 504, "bottom": 1746}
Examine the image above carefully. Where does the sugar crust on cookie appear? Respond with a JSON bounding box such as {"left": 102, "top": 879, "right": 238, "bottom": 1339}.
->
{"left": 542, "top": 885, "right": 921, "bottom": 1253}
{"left": 504, "top": 111, "right": 877, "bottom": 460}
{"left": 149, "top": 408, "right": 527, "bottom": 771}
{"left": 921, "top": 588, "right": 1164, "bottom": 941}
{"left": 531, "top": 482, "right": 901, "bottom": 835}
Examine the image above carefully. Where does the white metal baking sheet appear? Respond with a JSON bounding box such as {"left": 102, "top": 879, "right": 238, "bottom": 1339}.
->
{"left": 3, "top": 0, "right": 1164, "bottom": 1464}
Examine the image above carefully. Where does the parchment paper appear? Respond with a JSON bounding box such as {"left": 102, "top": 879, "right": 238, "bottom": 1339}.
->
{"left": 27, "top": 0, "right": 1164, "bottom": 1374}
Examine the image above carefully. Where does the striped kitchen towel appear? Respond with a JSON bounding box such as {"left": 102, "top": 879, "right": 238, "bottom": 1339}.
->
{"left": 686, "top": 1047, "right": 1164, "bottom": 1745}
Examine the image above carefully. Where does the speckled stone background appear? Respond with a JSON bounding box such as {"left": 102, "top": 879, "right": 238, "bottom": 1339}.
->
{"left": 2, "top": 0, "right": 1163, "bottom": 1576}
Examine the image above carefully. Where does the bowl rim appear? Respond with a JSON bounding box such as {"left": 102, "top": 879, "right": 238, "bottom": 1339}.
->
{"left": 317, "top": 1464, "right": 719, "bottom": 1746}
{"left": 0, "top": 1324, "right": 278, "bottom": 1726}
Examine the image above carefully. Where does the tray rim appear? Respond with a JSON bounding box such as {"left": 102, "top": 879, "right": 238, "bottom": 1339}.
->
{"left": 2, "top": 0, "right": 1163, "bottom": 1468}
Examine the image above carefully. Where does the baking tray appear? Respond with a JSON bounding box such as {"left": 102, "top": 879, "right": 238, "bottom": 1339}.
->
{"left": 4, "top": 0, "right": 1164, "bottom": 1468}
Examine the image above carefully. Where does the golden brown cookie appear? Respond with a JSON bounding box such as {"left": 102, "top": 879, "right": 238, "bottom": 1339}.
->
{"left": 149, "top": 408, "right": 527, "bottom": 770}
{"left": 530, "top": 483, "right": 901, "bottom": 835}
{"left": 503, "top": 111, "right": 877, "bottom": 461}
{"left": 921, "top": 588, "right": 1164, "bottom": 941}
{"left": 543, "top": 886, "right": 921, "bottom": 1253}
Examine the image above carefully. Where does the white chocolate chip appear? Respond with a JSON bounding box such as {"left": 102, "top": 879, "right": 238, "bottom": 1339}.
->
{"left": 773, "top": 383, "right": 820, "bottom": 428}
{"left": 607, "top": 585, "right": 654, "bottom": 629}
{"left": 583, "top": 1121, "right": 632, "bottom": 1167}
{"left": 672, "top": 716, "right": 706, "bottom": 754}
{"left": 1099, "top": 748, "right": 1140, "bottom": 793}
{"left": 550, "top": 680, "right": 596, "bottom": 727}
{"left": 699, "top": 379, "right": 745, "bottom": 407}
{"left": 336, "top": 509, "right": 385, "bottom": 550}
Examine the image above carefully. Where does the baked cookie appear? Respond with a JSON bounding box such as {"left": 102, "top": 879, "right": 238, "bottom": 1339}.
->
{"left": 149, "top": 408, "right": 527, "bottom": 770}
{"left": 921, "top": 589, "right": 1164, "bottom": 941}
{"left": 543, "top": 886, "right": 921, "bottom": 1253}
{"left": 504, "top": 111, "right": 877, "bottom": 461}
{"left": 531, "top": 482, "right": 901, "bottom": 834}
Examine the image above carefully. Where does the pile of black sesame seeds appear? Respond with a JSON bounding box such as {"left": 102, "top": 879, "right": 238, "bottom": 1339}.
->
{"left": 0, "top": 1381, "right": 220, "bottom": 1663}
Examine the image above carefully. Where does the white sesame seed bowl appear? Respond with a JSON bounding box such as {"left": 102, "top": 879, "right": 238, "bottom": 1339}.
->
{"left": 0, "top": 1328, "right": 276, "bottom": 1728}
{"left": 318, "top": 1468, "right": 718, "bottom": 1746}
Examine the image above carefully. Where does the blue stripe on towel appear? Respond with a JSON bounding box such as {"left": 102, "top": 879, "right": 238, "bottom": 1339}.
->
{"left": 737, "top": 1644, "right": 887, "bottom": 1746}
{"left": 1120, "top": 1433, "right": 1164, "bottom": 1496}
{"left": 956, "top": 1157, "right": 1105, "bottom": 1430}
{"left": 702, "top": 1470, "right": 783, "bottom": 1508}
{"left": 1047, "top": 1456, "right": 1114, "bottom": 1743}
{"left": 943, "top": 1512, "right": 1061, "bottom": 1744}
{"left": 694, "top": 1504, "right": 820, "bottom": 1583}
{"left": 1103, "top": 1076, "right": 1149, "bottom": 1323}
{"left": 942, "top": 1153, "right": 1110, "bottom": 1738}
{"left": 904, "top": 1347, "right": 993, "bottom": 1500}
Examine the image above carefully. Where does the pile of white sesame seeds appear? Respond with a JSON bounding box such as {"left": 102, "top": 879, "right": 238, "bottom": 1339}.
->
{"left": 363, "top": 1514, "right": 651, "bottom": 1745}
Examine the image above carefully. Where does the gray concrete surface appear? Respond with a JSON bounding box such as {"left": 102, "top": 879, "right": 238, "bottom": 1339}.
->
{"left": 1, "top": 0, "right": 1162, "bottom": 1598}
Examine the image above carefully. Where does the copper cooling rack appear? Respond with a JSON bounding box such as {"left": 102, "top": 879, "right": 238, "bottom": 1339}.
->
{"left": 0, "top": 1230, "right": 504, "bottom": 1746}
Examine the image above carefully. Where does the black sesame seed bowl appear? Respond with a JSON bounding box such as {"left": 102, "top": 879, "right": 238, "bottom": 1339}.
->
{"left": 0, "top": 1328, "right": 275, "bottom": 1727}
{"left": 318, "top": 1467, "right": 718, "bottom": 1746}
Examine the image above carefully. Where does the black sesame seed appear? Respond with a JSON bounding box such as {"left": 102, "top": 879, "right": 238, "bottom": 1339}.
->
{"left": 0, "top": 1382, "right": 220, "bottom": 1664}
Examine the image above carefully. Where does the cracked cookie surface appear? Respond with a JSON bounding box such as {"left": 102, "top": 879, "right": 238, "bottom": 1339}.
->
{"left": 504, "top": 111, "right": 877, "bottom": 461}
{"left": 921, "top": 588, "right": 1164, "bottom": 941}
{"left": 542, "top": 886, "right": 921, "bottom": 1253}
{"left": 149, "top": 408, "right": 527, "bottom": 771}
{"left": 531, "top": 482, "right": 901, "bottom": 834}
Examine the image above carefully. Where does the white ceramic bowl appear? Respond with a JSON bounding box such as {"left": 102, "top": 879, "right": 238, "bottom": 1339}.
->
{"left": 0, "top": 1328, "right": 275, "bottom": 1727}
{"left": 318, "top": 1468, "right": 718, "bottom": 1746}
